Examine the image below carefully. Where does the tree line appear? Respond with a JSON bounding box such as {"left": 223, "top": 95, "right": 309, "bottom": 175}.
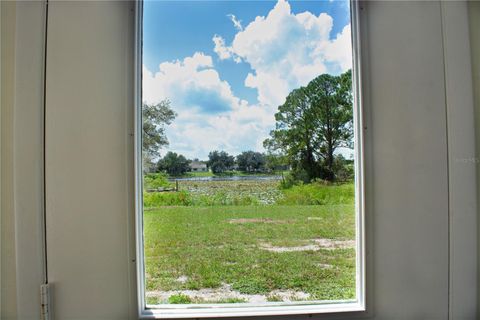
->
{"left": 149, "top": 149, "right": 280, "bottom": 176}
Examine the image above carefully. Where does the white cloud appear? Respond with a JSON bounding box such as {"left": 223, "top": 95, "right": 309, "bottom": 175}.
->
{"left": 227, "top": 14, "right": 243, "bottom": 31}
{"left": 321, "top": 24, "right": 352, "bottom": 71}
{"left": 165, "top": 104, "right": 275, "bottom": 159}
{"left": 215, "top": 0, "right": 352, "bottom": 107}
{"left": 143, "top": 52, "right": 242, "bottom": 114}
{"left": 143, "top": 53, "right": 276, "bottom": 159}
{"left": 212, "top": 35, "right": 233, "bottom": 60}
{"left": 212, "top": 35, "right": 242, "bottom": 63}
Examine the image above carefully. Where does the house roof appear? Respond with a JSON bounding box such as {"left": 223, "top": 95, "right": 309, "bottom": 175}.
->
{"left": 190, "top": 161, "right": 207, "bottom": 169}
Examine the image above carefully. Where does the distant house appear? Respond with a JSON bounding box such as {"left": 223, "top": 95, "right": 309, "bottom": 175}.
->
{"left": 189, "top": 161, "right": 208, "bottom": 172}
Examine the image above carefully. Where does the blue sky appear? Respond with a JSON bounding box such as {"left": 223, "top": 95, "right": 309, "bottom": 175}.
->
{"left": 143, "top": 0, "right": 352, "bottom": 160}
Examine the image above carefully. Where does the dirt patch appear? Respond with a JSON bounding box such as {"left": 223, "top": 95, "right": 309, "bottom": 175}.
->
{"left": 228, "top": 218, "right": 291, "bottom": 224}
{"left": 175, "top": 275, "right": 188, "bottom": 284}
{"left": 146, "top": 283, "right": 310, "bottom": 304}
{"left": 260, "top": 243, "right": 319, "bottom": 252}
{"left": 313, "top": 238, "right": 355, "bottom": 249}
{"left": 259, "top": 238, "right": 355, "bottom": 252}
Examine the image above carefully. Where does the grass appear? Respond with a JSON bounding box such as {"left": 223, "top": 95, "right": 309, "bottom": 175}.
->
{"left": 144, "top": 180, "right": 282, "bottom": 207}
{"left": 144, "top": 180, "right": 353, "bottom": 208}
{"left": 182, "top": 171, "right": 215, "bottom": 178}
{"left": 144, "top": 179, "right": 356, "bottom": 304}
{"left": 144, "top": 172, "right": 173, "bottom": 190}
{"left": 168, "top": 294, "right": 192, "bottom": 304}
{"left": 277, "top": 182, "right": 354, "bottom": 206}
{"left": 144, "top": 203, "right": 355, "bottom": 302}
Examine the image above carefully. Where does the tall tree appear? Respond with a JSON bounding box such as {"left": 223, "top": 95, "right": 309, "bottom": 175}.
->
{"left": 265, "top": 152, "right": 289, "bottom": 172}
{"left": 236, "top": 151, "right": 266, "bottom": 172}
{"left": 264, "top": 70, "right": 353, "bottom": 182}
{"left": 142, "top": 100, "right": 176, "bottom": 161}
{"left": 207, "top": 150, "right": 235, "bottom": 174}
{"left": 158, "top": 152, "right": 190, "bottom": 176}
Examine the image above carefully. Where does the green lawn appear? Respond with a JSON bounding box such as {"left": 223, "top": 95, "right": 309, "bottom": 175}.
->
{"left": 144, "top": 203, "right": 356, "bottom": 304}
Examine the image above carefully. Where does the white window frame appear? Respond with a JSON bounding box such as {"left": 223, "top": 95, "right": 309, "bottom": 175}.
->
{"left": 133, "top": 0, "right": 367, "bottom": 318}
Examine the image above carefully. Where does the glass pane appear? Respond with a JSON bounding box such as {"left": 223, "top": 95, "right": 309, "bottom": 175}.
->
{"left": 142, "top": 0, "right": 357, "bottom": 307}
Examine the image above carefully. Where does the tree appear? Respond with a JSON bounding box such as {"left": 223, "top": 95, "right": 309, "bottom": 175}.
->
{"left": 236, "top": 151, "right": 266, "bottom": 172}
{"left": 265, "top": 152, "right": 289, "bottom": 172}
{"left": 332, "top": 154, "right": 354, "bottom": 182}
{"left": 142, "top": 100, "right": 176, "bottom": 160}
{"left": 264, "top": 70, "right": 353, "bottom": 182}
{"left": 143, "top": 153, "right": 157, "bottom": 173}
{"left": 207, "top": 150, "right": 235, "bottom": 174}
{"left": 157, "top": 152, "right": 190, "bottom": 176}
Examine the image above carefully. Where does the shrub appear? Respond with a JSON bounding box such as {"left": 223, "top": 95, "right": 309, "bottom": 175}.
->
{"left": 279, "top": 172, "right": 301, "bottom": 189}
{"left": 143, "top": 191, "right": 193, "bottom": 207}
{"left": 276, "top": 181, "right": 354, "bottom": 205}
{"left": 168, "top": 294, "right": 192, "bottom": 304}
{"left": 144, "top": 172, "right": 172, "bottom": 190}
{"left": 192, "top": 193, "right": 259, "bottom": 206}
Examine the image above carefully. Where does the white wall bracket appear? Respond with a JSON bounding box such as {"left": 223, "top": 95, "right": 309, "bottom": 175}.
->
{"left": 40, "top": 284, "right": 52, "bottom": 320}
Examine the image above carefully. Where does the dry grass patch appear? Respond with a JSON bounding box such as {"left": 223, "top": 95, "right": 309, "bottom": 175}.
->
{"left": 259, "top": 238, "right": 355, "bottom": 252}
{"left": 228, "top": 218, "right": 292, "bottom": 224}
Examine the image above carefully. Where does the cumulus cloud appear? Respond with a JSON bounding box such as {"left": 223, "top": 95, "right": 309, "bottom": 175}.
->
{"left": 165, "top": 104, "right": 275, "bottom": 159}
{"left": 212, "top": 35, "right": 234, "bottom": 61}
{"left": 215, "top": 0, "right": 352, "bottom": 107}
{"left": 143, "top": 52, "right": 275, "bottom": 159}
{"left": 212, "top": 35, "right": 242, "bottom": 63}
{"left": 143, "top": 52, "right": 243, "bottom": 114}
{"left": 321, "top": 24, "right": 352, "bottom": 71}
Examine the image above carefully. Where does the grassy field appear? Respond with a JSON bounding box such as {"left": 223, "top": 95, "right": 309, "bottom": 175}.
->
{"left": 143, "top": 179, "right": 356, "bottom": 305}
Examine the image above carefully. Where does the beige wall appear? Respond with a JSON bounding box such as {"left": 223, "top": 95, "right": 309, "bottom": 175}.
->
{"left": 44, "top": 1, "right": 136, "bottom": 319}
{"left": 12, "top": 2, "right": 45, "bottom": 319}
{"left": 1, "top": 2, "right": 46, "bottom": 319}
{"left": 1, "top": 2, "right": 17, "bottom": 319}
{"left": 469, "top": 1, "right": 480, "bottom": 315}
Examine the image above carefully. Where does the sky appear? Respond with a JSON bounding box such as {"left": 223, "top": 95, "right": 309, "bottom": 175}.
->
{"left": 143, "top": 0, "right": 353, "bottom": 160}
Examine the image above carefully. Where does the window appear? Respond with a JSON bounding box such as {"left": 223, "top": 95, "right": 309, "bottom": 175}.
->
{"left": 135, "top": 0, "right": 364, "bottom": 318}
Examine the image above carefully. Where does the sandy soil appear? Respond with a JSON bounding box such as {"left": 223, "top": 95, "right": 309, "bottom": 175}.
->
{"left": 259, "top": 238, "right": 355, "bottom": 252}
{"left": 146, "top": 283, "right": 311, "bottom": 304}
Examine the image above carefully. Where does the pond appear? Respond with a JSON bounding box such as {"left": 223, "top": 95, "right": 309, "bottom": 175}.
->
{"left": 169, "top": 175, "right": 283, "bottom": 182}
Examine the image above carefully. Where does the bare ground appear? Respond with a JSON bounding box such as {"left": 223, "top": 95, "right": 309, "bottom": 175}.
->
{"left": 228, "top": 218, "right": 293, "bottom": 224}
{"left": 146, "top": 283, "right": 311, "bottom": 304}
{"left": 259, "top": 238, "right": 355, "bottom": 252}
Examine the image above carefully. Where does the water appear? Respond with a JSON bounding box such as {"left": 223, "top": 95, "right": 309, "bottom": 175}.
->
{"left": 169, "top": 175, "right": 282, "bottom": 182}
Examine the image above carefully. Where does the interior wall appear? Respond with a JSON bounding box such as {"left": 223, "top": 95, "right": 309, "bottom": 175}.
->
{"left": 1, "top": 2, "right": 46, "bottom": 319}
{"left": 12, "top": 1, "right": 45, "bottom": 319}
{"left": 365, "top": 1, "right": 449, "bottom": 317}
{"left": 441, "top": 2, "right": 477, "bottom": 318}
{"left": 468, "top": 1, "right": 480, "bottom": 315}
{"left": 1, "top": 1, "right": 18, "bottom": 319}
{"left": 44, "top": 1, "right": 136, "bottom": 319}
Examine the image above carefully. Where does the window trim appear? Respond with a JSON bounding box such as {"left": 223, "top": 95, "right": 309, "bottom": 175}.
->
{"left": 133, "top": 0, "right": 367, "bottom": 318}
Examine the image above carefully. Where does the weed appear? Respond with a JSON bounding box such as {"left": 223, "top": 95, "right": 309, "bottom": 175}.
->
{"left": 146, "top": 296, "right": 158, "bottom": 305}
{"left": 266, "top": 295, "right": 283, "bottom": 302}
{"left": 168, "top": 294, "right": 192, "bottom": 304}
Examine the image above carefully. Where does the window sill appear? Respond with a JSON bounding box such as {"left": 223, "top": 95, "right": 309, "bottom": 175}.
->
{"left": 140, "top": 301, "right": 365, "bottom": 319}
